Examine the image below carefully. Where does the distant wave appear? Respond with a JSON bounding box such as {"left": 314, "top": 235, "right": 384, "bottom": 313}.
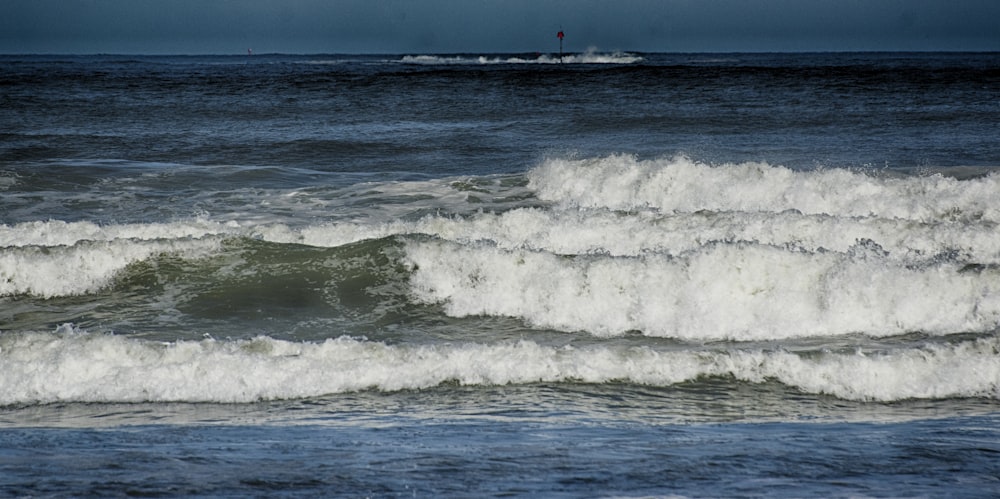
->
{"left": 400, "top": 49, "right": 643, "bottom": 65}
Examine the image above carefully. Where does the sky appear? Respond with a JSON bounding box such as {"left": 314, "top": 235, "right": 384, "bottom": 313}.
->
{"left": 2, "top": 0, "right": 998, "bottom": 54}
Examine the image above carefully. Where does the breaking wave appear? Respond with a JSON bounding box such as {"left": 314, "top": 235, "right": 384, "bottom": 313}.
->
{"left": 2, "top": 327, "right": 997, "bottom": 405}
{"left": 400, "top": 50, "right": 643, "bottom": 65}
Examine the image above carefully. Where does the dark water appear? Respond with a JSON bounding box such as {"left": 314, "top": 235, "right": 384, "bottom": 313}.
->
{"left": 2, "top": 52, "right": 1000, "bottom": 497}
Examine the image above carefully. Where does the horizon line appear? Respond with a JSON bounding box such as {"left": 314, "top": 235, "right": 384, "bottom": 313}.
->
{"left": 2, "top": 49, "right": 998, "bottom": 57}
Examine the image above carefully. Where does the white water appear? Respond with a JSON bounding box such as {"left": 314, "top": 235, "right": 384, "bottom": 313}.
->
{"left": 400, "top": 49, "right": 643, "bottom": 65}
{"left": 405, "top": 239, "right": 1000, "bottom": 340}
{"left": 0, "top": 236, "right": 223, "bottom": 298}
{"left": 0, "top": 219, "right": 241, "bottom": 248}
{"left": 1, "top": 327, "right": 997, "bottom": 405}
{"left": 400, "top": 156, "right": 1000, "bottom": 340}
{"left": 529, "top": 155, "right": 1000, "bottom": 222}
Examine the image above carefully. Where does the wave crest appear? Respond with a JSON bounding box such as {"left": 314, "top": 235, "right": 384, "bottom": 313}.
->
{"left": 400, "top": 50, "right": 643, "bottom": 65}
{"left": 529, "top": 155, "right": 1000, "bottom": 222}
{"left": 405, "top": 239, "right": 1000, "bottom": 341}
{"left": 2, "top": 328, "right": 997, "bottom": 404}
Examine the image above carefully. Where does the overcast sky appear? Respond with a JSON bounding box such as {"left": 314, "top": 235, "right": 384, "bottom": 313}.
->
{"left": 2, "top": 0, "right": 998, "bottom": 54}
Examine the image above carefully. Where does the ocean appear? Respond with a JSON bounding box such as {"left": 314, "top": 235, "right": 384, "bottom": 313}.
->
{"left": 2, "top": 51, "right": 999, "bottom": 497}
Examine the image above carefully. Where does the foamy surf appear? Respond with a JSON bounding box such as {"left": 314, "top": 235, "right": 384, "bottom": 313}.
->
{"left": 273, "top": 207, "right": 1000, "bottom": 264}
{"left": 400, "top": 50, "right": 643, "bottom": 65}
{"left": 1, "top": 327, "right": 997, "bottom": 405}
{"left": 529, "top": 155, "right": 1000, "bottom": 222}
{"left": 398, "top": 155, "right": 1000, "bottom": 340}
{"left": 0, "top": 237, "right": 223, "bottom": 298}
{"left": 0, "top": 219, "right": 242, "bottom": 248}
{"left": 404, "top": 239, "right": 1000, "bottom": 341}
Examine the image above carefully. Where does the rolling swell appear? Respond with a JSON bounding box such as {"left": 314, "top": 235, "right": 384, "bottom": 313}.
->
{"left": 160, "top": 237, "right": 417, "bottom": 339}
{"left": 0, "top": 232, "right": 419, "bottom": 341}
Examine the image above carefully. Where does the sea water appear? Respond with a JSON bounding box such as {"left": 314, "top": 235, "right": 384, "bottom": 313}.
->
{"left": 2, "top": 52, "right": 1000, "bottom": 496}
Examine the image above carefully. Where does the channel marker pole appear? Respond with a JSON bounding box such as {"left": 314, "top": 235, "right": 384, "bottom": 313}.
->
{"left": 557, "top": 29, "right": 564, "bottom": 62}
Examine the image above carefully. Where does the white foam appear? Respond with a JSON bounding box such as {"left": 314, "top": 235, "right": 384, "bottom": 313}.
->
{"left": 0, "top": 173, "right": 17, "bottom": 191}
{"left": 400, "top": 50, "right": 643, "bottom": 65}
{"left": 405, "top": 239, "right": 1000, "bottom": 341}
{"left": 275, "top": 207, "right": 1000, "bottom": 265}
{"left": 0, "top": 237, "right": 222, "bottom": 298}
{"left": 1, "top": 328, "right": 996, "bottom": 404}
{"left": 0, "top": 219, "right": 241, "bottom": 248}
{"left": 528, "top": 155, "right": 1000, "bottom": 222}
